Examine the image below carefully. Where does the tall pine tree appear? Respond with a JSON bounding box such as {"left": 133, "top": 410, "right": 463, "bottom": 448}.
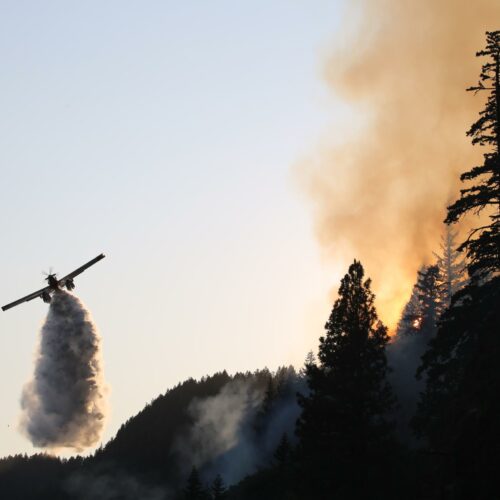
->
{"left": 445, "top": 30, "right": 500, "bottom": 279}
{"left": 295, "top": 260, "right": 397, "bottom": 499}
{"left": 184, "top": 466, "right": 206, "bottom": 500}
{"left": 210, "top": 474, "right": 227, "bottom": 500}
{"left": 434, "top": 226, "right": 467, "bottom": 307}
{"left": 397, "top": 265, "right": 441, "bottom": 340}
{"left": 415, "top": 32, "right": 500, "bottom": 499}
{"left": 396, "top": 273, "right": 422, "bottom": 337}
{"left": 415, "top": 265, "right": 441, "bottom": 338}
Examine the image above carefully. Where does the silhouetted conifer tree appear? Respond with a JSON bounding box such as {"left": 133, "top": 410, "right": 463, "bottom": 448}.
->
{"left": 262, "top": 376, "right": 276, "bottom": 415}
{"left": 211, "top": 474, "right": 227, "bottom": 500}
{"left": 445, "top": 30, "right": 500, "bottom": 279}
{"left": 295, "top": 260, "right": 397, "bottom": 499}
{"left": 415, "top": 32, "right": 500, "bottom": 499}
{"left": 415, "top": 265, "right": 441, "bottom": 338}
{"left": 398, "top": 265, "right": 441, "bottom": 340}
{"left": 275, "top": 366, "right": 297, "bottom": 397}
{"left": 299, "top": 351, "right": 316, "bottom": 378}
{"left": 304, "top": 350, "right": 316, "bottom": 367}
{"left": 184, "top": 466, "right": 206, "bottom": 500}
{"left": 414, "top": 276, "right": 500, "bottom": 498}
{"left": 396, "top": 269, "right": 424, "bottom": 337}
{"left": 434, "top": 226, "right": 467, "bottom": 307}
{"left": 254, "top": 375, "right": 276, "bottom": 437}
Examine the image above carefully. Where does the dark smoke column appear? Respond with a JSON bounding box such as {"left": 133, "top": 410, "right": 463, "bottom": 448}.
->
{"left": 20, "top": 291, "right": 108, "bottom": 451}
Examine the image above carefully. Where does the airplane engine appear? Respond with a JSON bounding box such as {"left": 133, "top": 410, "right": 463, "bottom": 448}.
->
{"left": 41, "top": 291, "right": 51, "bottom": 303}
{"left": 66, "top": 279, "right": 75, "bottom": 291}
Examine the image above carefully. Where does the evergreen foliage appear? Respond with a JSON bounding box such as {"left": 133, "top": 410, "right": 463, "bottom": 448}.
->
{"left": 415, "top": 31, "right": 500, "bottom": 499}
{"left": 415, "top": 265, "right": 441, "bottom": 337}
{"left": 446, "top": 30, "right": 500, "bottom": 279}
{"left": 398, "top": 265, "right": 442, "bottom": 341}
{"left": 414, "top": 277, "right": 500, "bottom": 497}
{"left": 260, "top": 375, "right": 277, "bottom": 418}
{"left": 396, "top": 276, "right": 422, "bottom": 337}
{"left": 98, "top": 371, "right": 234, "bottom": 485}
{"left": 434, "top": 226, "right": 467, "bottom": 306}
{"left": 211, "top": 474, "right": 227, "bottom": 500}
{"left": 295, "top": 260, "right": 397, "bottom": 498}
{"left": 184, "top": 466, "right": 206, "bottom": 500}
{"left": 390, "top": 267, "right": 441, "bottom": 450}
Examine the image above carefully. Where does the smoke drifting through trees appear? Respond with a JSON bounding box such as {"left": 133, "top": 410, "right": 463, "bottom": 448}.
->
{"left": 20, "top": 291, "right": 108, "bottom": 451}
{"left": 297, "top": 0, "right": 500, "bottom": 328}
{"left": 176, "top": 370, "right": 303, "bottom": 486}
{"left": 178, "top": 379, "right": 264, "bottom": 484}
{"left": 387, "top": 240, "right": 467, "bottom": 445}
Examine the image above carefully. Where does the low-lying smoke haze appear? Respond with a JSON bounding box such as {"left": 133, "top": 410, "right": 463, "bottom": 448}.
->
{"left": 297, "top": 0, "right": 500, "bottom": 328}
{"left": 386, "top": 332, "right": 430, "bottom": 446}
{"left": 176, "top": 373, "right": 303, "bottom": 486}
{"left": 20, "top": 291, "right": 108, "bottom": 451}
{"left": 179, "top": 379, "right": 264, "bottom": 484}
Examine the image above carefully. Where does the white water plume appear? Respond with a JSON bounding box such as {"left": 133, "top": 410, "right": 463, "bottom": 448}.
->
{"left": 20, "top": 291, "right": 108, "bottom": 451}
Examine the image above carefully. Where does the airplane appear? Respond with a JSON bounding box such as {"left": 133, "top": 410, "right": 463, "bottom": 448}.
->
{"left": 1, "top": 254, "right": 105, "bottom": 311}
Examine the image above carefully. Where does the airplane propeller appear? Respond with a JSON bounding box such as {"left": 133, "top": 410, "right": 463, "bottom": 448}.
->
{"left": 42, "top": 268, "right": 55, "bottom": 278}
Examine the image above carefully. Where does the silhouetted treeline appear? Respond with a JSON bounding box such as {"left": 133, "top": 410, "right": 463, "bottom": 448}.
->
{"left": 0, "top": 367, "right": 303, "bottom": 499}
{"left": 1, "top": 30, "right": 499, "bottom": 500}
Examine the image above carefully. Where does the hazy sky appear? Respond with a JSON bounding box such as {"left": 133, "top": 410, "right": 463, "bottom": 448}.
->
{"left": 0, "top": 1, "right": 349, "bottom": 456}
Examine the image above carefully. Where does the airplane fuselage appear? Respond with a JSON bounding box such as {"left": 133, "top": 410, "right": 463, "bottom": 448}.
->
{"left": 1, "top": 253, "right": 105, "bottom": 311}
{"left": 46, "top": 274, "right": 60, "bottom": 290}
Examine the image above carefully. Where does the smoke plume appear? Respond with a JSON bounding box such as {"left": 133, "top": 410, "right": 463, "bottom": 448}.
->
{"left": 177, "top": 374, "right": 303, "bottom": 485}
{"left": 297, "top": 0, "right": 500, "bottom": 328}
{"left": 177, "top": 379, "right": 263, "bottom": 485}
{"left": 20, "top": 291, "right": 108, "bottom": 451}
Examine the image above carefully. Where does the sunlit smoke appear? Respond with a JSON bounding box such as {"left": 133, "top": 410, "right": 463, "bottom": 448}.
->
{"left": 297, "top": 0, "right": 500, "bottom": 328}
{"left": 20, "top": 291, "right": 108, "bottom": 452}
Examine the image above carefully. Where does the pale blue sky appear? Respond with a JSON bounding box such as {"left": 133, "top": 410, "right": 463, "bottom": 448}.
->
{"left": 0, "top": 1, "right": 348, "bottom": 455}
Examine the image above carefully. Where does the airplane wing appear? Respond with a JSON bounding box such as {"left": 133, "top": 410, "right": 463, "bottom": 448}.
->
{"left": 2, "top": 286, "right": 51, "bottom": 311}
{"left": 58, "top": 253, "right": 106, "bottom": 286}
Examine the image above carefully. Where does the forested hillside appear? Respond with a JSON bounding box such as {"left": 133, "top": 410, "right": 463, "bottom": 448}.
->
{"left": 0, "top": 367, "right": 303, "bottom": 499}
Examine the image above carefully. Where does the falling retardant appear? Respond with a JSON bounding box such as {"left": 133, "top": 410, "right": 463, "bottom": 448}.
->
{"left": 20, "top": 291, "right": 108, "bottom": 451}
